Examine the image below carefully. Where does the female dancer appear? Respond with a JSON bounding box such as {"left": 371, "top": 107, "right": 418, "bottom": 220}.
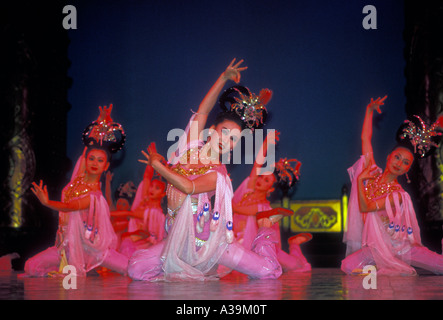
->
{"left": 342, "top": 96, "right": 443, "bottom": 275}
{"left": 128, "top": 59, "right": 285, "bottom": 281}
{"left": 105, "top": 171, "right": 137, "bottom": 212}
{"left": 232, "top": 132, "right": 311, "bottom": 272}
{"left": 25, "top": 105, "right": 129, "bottom": 277}
{"left": 105, "top": 171, "right": 137, "bottom": 247}
{"left": 113, "top": 164, "right": 167, "bottom": 257}
{"left": 232, "top": 130, "right": 281, "bottom": 249}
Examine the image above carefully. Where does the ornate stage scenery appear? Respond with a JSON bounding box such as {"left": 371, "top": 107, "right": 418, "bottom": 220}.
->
{"left": 1, "top": 0, "right": 443, "bottom": 305}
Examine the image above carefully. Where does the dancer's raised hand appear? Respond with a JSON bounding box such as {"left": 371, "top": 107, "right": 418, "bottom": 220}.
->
{"left": 366, "top": 95, "right": 387, "bottom": 114}
{"left": 222, "top": 58, "right": 248, "bottom": 83}
{"left": 139, "top": 142, "right": 165, "bottom": 167}
{"left": 31, "top": 180, "right": 49, "bottom": 206}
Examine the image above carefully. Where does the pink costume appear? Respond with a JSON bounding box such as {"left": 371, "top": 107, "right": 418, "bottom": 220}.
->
{"left": 342, "top": 156, "right": 443, "bottom": 275}
{"left": 24, "top": 157, "right": 129, "bottom": 277}
{"left": 233, "top": 177, "right": 311, "bottom": 272}
{"left": 128, "top": 115, "right": 282, "bottom": 281}
{"left": 119, "top": 180, "right": 165, "bottom": 257}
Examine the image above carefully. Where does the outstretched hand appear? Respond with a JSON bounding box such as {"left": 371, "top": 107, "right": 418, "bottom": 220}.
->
{"left": 367, "top": 96, "right": 387, "bottom": 114}
{"left": 138, "top": 142, "right": 165, "bottom": 167}
{"left": 31, "top": 180, "right": 49, "bottom": 206}
{"left": 222, "top": 58, "right": 248, "bottom": 83}
{"left": 105, "top": 171, "right": 114, "bottom": 182}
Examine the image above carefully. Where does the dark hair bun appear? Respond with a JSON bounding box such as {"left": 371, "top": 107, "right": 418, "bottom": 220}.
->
{"left": 82, "top": 121, "right": 126, "bottom": 154}
{"left": 218, "top": 85, "right": 270, "bottom": 131}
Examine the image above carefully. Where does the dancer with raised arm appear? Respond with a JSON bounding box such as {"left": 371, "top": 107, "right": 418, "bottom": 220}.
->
{"left": 128, "top": 59, "right": 287, "bottom": 281}
{"left": 342, "top": 96, "right": 443, "bottom": 275}
{"left": 232, "top": 131, "right": 311, "bottom": 272}
{"left": 112, "top": 163, "right": 167, "bottom": 257}
{"left": 105, "top": 171, "right": 137, "bottom": 247}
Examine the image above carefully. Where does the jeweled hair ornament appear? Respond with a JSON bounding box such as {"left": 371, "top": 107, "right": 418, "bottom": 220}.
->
{"left": 115, "top": 181, "right": 137, "bottom": 201}
{"left": 82, "top": 104, "right": 126, "bottom": 154}
{"left": 400, "top": 115, "right": 442, "bottom": 158}
{"left": 219, "top": 86, "right": 272, "bottom": 130}
{"left": 274, "top": 158, "right": 302, "bottom": 188}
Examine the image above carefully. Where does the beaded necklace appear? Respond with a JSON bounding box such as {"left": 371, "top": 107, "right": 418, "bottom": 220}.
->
{"left": 364, "top": 174, "right": 401, "bottom": 201}
{"left": 171, "top": 143, "right": 219, "bottom": 177}
{"left": 63, "top": 175, "right": 100, "bottom": 203}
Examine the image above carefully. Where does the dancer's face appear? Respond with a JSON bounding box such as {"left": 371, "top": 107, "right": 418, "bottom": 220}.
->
{"left": 116, "top": 198, "right": 130, "bottom": 210}
{"left": 148, "top": 179, "right": 166, "bottom": 200}
{"left": 386, "top": 147, "right": 414, "bottom": 177}
{"left": 209, "top": 120, "right": 242, "bottom": 155}
{"left": 85, "top": 149, "right": 110, "bottom": 176}
{"left": 255, "top": 173, "right": 276, "bottom": 192}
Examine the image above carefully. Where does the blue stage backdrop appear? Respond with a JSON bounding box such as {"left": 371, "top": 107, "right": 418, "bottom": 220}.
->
{"left": 66, "top": 0, "right": 406, "bottom": 201}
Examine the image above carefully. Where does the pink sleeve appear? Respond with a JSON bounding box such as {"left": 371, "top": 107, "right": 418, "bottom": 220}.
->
{"left": 343, "top": 156, "right": 366, "bottom": 256}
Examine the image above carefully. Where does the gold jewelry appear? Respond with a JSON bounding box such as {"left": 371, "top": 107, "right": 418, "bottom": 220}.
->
{"left": 63, "top": 175, "right": 99, "bottom": 203}
{"left": 364, "top": 175, "right": 400, "bottom": 201}
{"left": 172, "top": 144, "right": 218, "bottom": 176}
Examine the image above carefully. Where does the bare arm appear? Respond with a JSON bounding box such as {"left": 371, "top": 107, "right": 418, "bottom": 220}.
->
{"left": 232, "top": 202, "right": 260, "bottom": 216}
{"left": 141, "top": 142, "right": 217, "bottom": 195}
{"left": 110, "top": 209, "right": 144, "bottom": 220}
{"left": 247, "top": 130, "right": 280, "bottom": 189}
{"left": 31, "top": 180, "right": 90, "bottom": 212}
{"left": 361, "top": 96, "right": 387, "bottom": 164}
{"left": 153, "top": 160, "right": 217, "bottom": 195}
{"left": 189, "top": 59, "right": 247, "bottom": 143}
{"left": 140, "top": 164, "right": 154, "bottom": 201}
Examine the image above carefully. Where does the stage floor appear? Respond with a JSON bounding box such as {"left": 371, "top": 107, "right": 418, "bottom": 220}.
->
{"left": 1, "top": 268, "right": 442, "bottom": 300}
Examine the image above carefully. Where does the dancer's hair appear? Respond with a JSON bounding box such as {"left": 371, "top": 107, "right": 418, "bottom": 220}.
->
{"left": 82, "top": 109, "right": 126, "bottom": 161}
{"left": 394, "top": 115, "right": 442, "bottom": 159}
{"left": 217, "top": 85, "right": 272, "bottom": 131}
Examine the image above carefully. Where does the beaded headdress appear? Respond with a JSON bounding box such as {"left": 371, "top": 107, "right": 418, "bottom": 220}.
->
{"left": 115, "top": 181, "right": 137, "bottom": 204}
{"left": 82, "top": 104, "right": 126, "bottom": 154}
{"left": 399, "top": 115, "right": 442, "bottom": 158}
{"left": 274, "top": 158, "right": 302, "bottom": 189}
{"left": 219, "top": 86, "right": 272, "bottom": 131}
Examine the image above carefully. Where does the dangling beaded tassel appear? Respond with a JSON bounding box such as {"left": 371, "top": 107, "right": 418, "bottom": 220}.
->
{"left": 407, "top": 227, "right": 414, "bottom": 241}
{"left": 406, "top": 173, "right": 411, "bottom": 184}
{"left": 85, "top": 224, "right": 93, "bottom": 240}
{"left": 203, "top": 202, "right": 210, "bottom": 222}
{"left": 210, "top": 211, "right": 220, "bottom": 232}
{"left": 387, "top": 221, "right": 395, "bottom": 236}
{"left": 226, "top": 221, "right": 234, "bottom": 243}
{"left": 90, "top": 227, "right": 98, "bottom": 243}
{"left": 196, "top": 211, "right": 204, "bottom": 233}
